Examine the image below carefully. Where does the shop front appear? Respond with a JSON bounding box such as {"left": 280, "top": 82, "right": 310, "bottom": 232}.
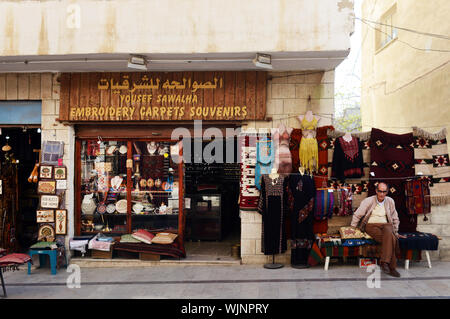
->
{"left": 59, "top": 71, "right": 267, "bottom": 261}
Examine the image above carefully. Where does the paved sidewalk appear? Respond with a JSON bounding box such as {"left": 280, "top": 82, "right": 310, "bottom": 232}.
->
{"left": 2, "top": 261, "right": 450, "bottom": 299}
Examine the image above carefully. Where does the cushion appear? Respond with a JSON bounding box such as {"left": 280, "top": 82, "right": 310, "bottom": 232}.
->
{"left": 339, "top": 226, "right": 372, "bottom": 239}
{"left": 131, "top": 229, "right": 155, "bottom": 245}
{"left": 151, "top": 232, "right": 178, "bottom": 245}
{"left": 0, "top": 253, "right": 32, "bottom": 266}
{"left": 120, "top": 234, "right": 142, "bottom": 243}
{"left": 30, "top": 242, "right": 57, "bottom": 250}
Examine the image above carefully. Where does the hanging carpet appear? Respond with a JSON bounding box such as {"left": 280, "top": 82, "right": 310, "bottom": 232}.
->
{"left": 368, "top": 128, "right": 416, "bottom": 232}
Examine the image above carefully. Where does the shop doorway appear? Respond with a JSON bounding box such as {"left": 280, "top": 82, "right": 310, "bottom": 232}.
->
{"left": 184, "top": 137, "right": 241, "bottom": 260}
{"left": 0, "top": 127, "right": 41, "bottom": 252}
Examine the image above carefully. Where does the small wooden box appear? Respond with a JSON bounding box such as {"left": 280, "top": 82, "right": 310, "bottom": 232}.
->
{"left": 139, "top": 252, "right": 160, "bottom": 261}
{"left": 91, "top": 249, "right": 113, "bottom": 259}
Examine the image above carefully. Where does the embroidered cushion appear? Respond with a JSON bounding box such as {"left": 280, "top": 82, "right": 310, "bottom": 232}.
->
{"left": 131, "top": 229, "right": 155, "bottom": 245}
{"left": 151, "top": 232, "right": 178, "bottom": 245}
{"left": 339, "top": 226, "right": 372, "bottom": 239}
{"left": 120, "top": 234, "right": 142, "bottom": 243}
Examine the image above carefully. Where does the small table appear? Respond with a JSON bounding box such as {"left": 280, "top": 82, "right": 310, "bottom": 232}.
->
{"left": 28, "top": 249, "right": 58, "bottom": 275}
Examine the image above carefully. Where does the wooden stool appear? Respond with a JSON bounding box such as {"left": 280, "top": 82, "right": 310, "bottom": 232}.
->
{"left": 28, "top": 250, "right": 58, "bottom": 275}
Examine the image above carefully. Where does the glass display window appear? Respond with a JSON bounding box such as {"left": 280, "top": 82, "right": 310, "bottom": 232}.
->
{"left": 76, "top": 138, "right": 184, "bottom": 242}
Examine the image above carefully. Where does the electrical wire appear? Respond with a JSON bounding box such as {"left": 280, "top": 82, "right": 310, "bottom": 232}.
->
{"left": 360, "top": 19, "right": 450, "bottom": 53}
{"left": 268, "top": 70, "right": 334, "bottom": 79}
{"left": 355, "top": 16, "right": 450, "bottom": 41}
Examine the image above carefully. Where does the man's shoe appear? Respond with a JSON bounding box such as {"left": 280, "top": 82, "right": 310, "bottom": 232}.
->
{"left": 389, "top": 269, "right": 401, "bottom": 278}
{"left": 381, "top": 262, "right": 391, "bottom": 275}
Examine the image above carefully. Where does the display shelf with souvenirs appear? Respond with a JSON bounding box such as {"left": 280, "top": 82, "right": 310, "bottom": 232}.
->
{"left": 76, "top": 139, "right": 184, "bottom": 241}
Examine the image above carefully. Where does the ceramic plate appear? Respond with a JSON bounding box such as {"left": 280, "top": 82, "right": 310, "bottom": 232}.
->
{"left": 106, "top": 203, "right": 116, "bottom": 214}
{"left": 115, "top": 199, "right": 127, "bottom": 214}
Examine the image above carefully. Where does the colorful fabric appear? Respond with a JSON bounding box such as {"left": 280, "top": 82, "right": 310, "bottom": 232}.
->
{"left": 313, "top": 189, "right": 334, "bottom": 220}
{"left": 255, "top": 135, "right": 274, "bottom": 190}
{"left": 315, "top": 126, "right": 334, "bottom": 187}
{"left": 413, "top": 127, "right": 450, "bottom": 206}
{"left": 307, "top": 242, "right": 324, "bottom": 266}
{"left": 239, "top": 132, "right": 259, "bottom": 211}
{"left": 405, "top": 178, "right": 431, "bottom": 215}
{"left": 341, "top": 239, "right": 377, "bottom": 247}
{"left": 307, "top": 242, "right": 421, "bottom": 266}
{"left": 336, "top": 186, "right": 353, "bottom": 216}
{"left": 369, "top": 128, "right": 416, "bottom": 232}
{"left": 313, "top": 220, "right": 328, "bottom": 234}
{"left": 299, "top": 138, "right": 318, "bottom": 173}
{"left": 398, "top": 232, "right": 439, "bottom": 251}
{"left": 290, "top": 129, "right": 303, "bottom": 172}
{"left": 339, "top": 226, "right": 372, "bottom": 239}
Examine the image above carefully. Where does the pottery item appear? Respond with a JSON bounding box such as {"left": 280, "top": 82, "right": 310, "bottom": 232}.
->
{"left": 115, "top": 199, "right": 127, "bottom": 214}
{"left": 133, "top": 203, "right": 144, "bottom": 214}
{"left": 81, "top": 194, "right": 96, "bottom": 215}
{"left": 106, "top": 203, "right": 116, "bottom": 214}
{"left": 119, "top": 145, "right": 127, "bottom": 154}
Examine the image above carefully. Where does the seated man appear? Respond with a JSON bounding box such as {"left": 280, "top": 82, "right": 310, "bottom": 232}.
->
{"left": 351, "top": 182, "right": 406, "bottom": 277}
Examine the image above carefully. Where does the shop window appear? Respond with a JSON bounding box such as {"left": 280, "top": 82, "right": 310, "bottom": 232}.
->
{"left": 375, "top": 4, "right": 398, "bottom": 52}
{"left": 77, "top": 139, "right": 183, "bottom": 237}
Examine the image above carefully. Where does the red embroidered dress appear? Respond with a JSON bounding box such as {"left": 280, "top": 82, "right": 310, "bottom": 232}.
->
{"left": 331, "top": 136, "right": 364, "bottom": 181}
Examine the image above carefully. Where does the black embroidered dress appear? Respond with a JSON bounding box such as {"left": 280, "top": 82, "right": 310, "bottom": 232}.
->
{"left": 257, "top": 175, "right": 288, "bottom": 255}
{"left": 288, "top": 174, "right": 316, "bottom": 266}
{"left": 331, "top": 136, "right": 364, "bottom": 181}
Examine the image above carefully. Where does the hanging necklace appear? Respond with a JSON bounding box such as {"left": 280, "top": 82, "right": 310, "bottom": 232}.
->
{"left": 271, "top": 177, "right": 279, "bottom": 185}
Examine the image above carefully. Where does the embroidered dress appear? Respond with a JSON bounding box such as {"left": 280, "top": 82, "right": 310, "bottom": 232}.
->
{"left": 336, "top": 186, "right": 353, "bottom": 216}
{"left": 331, "top": 136, "right": 364, "bottom": 181}
{"left": 255, "top": 136, "right": 275, "bottom": 190}
{"left": 257, "top": 175, "right": 288, "bottom": 255}
{"left": 288, "top": 174, "right": 316, "bottom": 266}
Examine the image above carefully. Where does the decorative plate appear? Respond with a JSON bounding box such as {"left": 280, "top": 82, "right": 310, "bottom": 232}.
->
{"left": 106, "top": 145, "right": 117, "bottom": 155}
{"left": 38, "top": 224, "right": 55, "bottom": 242}
{"left": 147, "top": 178, "right": 154, "bottom": 188}
{"left": 139, "top": 179, "right": 147, "bottom": 188}
{"left": 106, "top": 203, "right": 116, "bottom": 214}
{"left": 115, "top": 199, "right": 127, "bottom": 214}
{"left": 119, "top": 145, "right": 128, "bottom": 154}
{"left": 97, "top": 203, "right": 107, "bottom": 214}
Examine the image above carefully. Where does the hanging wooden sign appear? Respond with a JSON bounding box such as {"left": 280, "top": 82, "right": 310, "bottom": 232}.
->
{"left": 58, "top": 72, "right": 267, "bottom": 122}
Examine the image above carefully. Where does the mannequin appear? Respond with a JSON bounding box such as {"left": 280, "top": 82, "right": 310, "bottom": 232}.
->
{"left": 269, "top": 167, "right": 279, "bottom": 181}
{"left": 343, "top": 132, "right": 353, "bottom": 142}
{"left": 297, "top": 110, "right": 321, "bottom": 139}
{"left": 272, "top": 123, "right": 293, "bottom": 174}
{"left": 298, "top": 109, "right": 320, "bottom": 173}
{"left": 299, "top": 166, "right": 305, "bottom": 176}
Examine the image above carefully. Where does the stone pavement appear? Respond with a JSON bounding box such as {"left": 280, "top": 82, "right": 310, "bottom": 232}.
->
{"left": 2, "top": 260, "right": 450, "bottom": 299}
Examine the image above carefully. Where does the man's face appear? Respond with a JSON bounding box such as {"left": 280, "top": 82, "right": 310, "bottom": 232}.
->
{"left": 376, "top": 183, "right": 388, "bottom": 202}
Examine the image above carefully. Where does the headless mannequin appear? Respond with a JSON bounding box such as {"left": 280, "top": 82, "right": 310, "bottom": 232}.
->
{"left": 269, "top": 167, "right": 279, "bottom": 181}
{"left": 297, "top": 110, "right": 321, "bottom": 139}
{"left": 299, "top": 166, "right": 305, "bottom": 175}
{"left": 343, "top": 132, "right": 353, "bottom": 142}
